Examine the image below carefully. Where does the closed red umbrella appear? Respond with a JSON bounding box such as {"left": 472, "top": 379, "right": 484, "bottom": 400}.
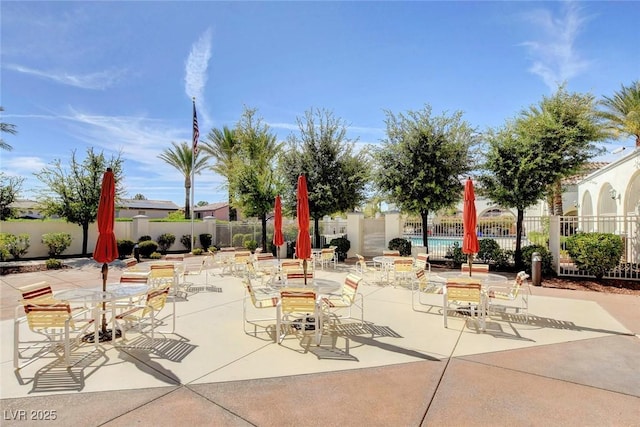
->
{"left": 296, "top": 175, "right": 311, "bottom": 285}
{"left": 273, "top": 195, "right": 284, "bottom": 260}
{"left": 462, "top": 178, "right": 479, "bottom": 276}
{"left": 93, "top": 168, "right": 119, "bottom": 340}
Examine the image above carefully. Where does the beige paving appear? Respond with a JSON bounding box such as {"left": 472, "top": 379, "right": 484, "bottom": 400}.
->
{"left": 1, "top": 259, "right": 639, "bottom": 425}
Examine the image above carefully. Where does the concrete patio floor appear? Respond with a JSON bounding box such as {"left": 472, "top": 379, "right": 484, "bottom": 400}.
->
{"left": 1, "top": 260, "right": 639, "bottom": 426}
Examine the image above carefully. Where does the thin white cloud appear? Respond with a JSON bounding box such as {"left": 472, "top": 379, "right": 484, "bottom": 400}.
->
{"left": 520, "top": 1, "right": 591, "bottom": 90}
{"left": 4, "top": 63, "right": 126, "bottom": 90}
{"left": 2, "top": 156, "right": 48, "bottom": 174}
{"left": 185, "top": 28, "right": 213, "bottom": 117}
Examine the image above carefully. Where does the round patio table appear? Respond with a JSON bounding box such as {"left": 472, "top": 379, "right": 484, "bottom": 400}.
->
{"left": 433, "top": 271, "right": 508, "bottom": 286}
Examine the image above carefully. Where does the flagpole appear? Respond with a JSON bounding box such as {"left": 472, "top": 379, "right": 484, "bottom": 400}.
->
{"left": 191, "top": 97, "right": 198, "bottom": 251}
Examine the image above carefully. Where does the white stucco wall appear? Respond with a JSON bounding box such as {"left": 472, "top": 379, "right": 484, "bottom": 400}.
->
{"left": 578, "top": 149, "right": 640, "bottom": 217}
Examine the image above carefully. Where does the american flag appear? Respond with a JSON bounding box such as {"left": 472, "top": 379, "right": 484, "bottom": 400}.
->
{"left": 192, "top": 100, "right": 199, "bottom": 155}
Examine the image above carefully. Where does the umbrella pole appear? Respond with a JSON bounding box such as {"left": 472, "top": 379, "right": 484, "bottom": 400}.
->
{"left": 303, "top": 259, "right": 308, "bottom": 287}
{"left": 468, "top": 255, "right": 473, "bottom": 277}
{"left": 101, "top": 263, "right": 108, "bottom": 334}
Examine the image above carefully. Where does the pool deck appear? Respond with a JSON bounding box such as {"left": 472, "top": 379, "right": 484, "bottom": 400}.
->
{"left": 1, "top": 259, "right": 639, "bottom": 426}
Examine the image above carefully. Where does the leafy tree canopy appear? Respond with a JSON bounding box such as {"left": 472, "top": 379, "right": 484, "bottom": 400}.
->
{"left": 34, "top": 148, "right": 124, "bottom": 255}
{"left": 0, "top": 172, "right": 25, "bottom": 220}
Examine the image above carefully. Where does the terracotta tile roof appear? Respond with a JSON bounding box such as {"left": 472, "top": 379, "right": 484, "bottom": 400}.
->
{"left": 562, "top": 162, "right": 609, "bottom": 185}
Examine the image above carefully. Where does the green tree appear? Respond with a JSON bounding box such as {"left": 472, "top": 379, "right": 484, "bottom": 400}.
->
{"left": 480, "top": 87, "right": 606, "bottom": 267}
{"left": 229, "top": 107, "right": 282, "bottom": 251}
{"left": 599, "top": 80, "right": 640, "bottom": 148}
{"left": 0, "top": 172, "right": 25, "bottom": 220}
{"left": 157, "top": 141, "right": 210, "bottom": 219}
{"left": 479, "top": 123, "right": 549, "bottom": 267}
{"left": 280, "top": 108, "right": 369, "bottom": 247}
{"left": 132, "top": 193, "right": 147, "bottom": 200}
{"left": 200, "top": 125, "right": 239, "bottom": 221}
{"left": 35, "top": 148, "right": 124, "bottom": 256}
{"left": 373, "top": 105, "right": 477, "bottom": 253}
{"left": 0, "top": 106, "right": 17, "bottom": 151}
{"left": 521, "top": 86, "right": 606, "bottom": 216}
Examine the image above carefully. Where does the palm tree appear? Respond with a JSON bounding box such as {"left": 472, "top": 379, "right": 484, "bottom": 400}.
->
{"left": 158, "top": 141, "right": 211, "bottom": 219}
{"left": 599, "top": 80, "right": 640, "bottom": 147}
{"left": 200, "top": 126, "right": 239, "bottom": 220}
{"left": 1, "top": 106, "right": 17, "bottom": 151}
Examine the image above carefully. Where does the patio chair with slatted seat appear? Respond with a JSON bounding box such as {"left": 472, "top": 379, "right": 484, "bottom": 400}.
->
{"left": 414, "top": 253, "right": 431, "bottom": 272}
{"left": 321, "top": 273, "right": 364, "bottom": 324}
{"left": 392, "top": 257, "right": 415, "bottom": 286}
{"left": 443, "top": 282, "right": 486, "bottom": 332}
{"left": 411, "top": 268, "right": 442, "bottom": 311}
{"left": 276, "top": 288, "right": 322, "bottom": 345}
{"left": 243, "top": 276, "right": 280, "bottom": 339}
{"left": 354, "top": 254, "right": 382, "bottom": 284}
{"left": 14, "top": 291, "right": 97, "bottom": 369}
{"left": 461, "top": 263, "right": 490, "bottom": 274}
{"left": 113, "top": 285, "right": 172, "bottom": 345}
{"left": 486, "top": 271, "right": 530, "bottom": 321}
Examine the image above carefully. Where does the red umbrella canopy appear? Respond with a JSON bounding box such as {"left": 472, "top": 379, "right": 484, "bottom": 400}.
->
{"left": 273, "top": 195, "right": 284, "bottom": 247}
{"left": 93, "top": 168, "right": 119, "bottom": 264}
{"left": 296, "top": 175, "right": 311, "bottom": 260}
{"left": 462, "top": 178, "right": 479, "bottom": 255}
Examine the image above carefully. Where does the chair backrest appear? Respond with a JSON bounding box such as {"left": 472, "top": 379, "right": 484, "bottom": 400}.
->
{"left": 23, "top": 302, "right": 72, "bottom": 329}
{"left": 509, "top": 271, "right": 530, "bottom": 298}
{"left": 142, "top": 286, "right": 170, "bottom": 317}
{"left": 280, "top": 289, "right": 317, "bottom": 314}
{"left": 234, "top": 251, "right": 252, "bottom": 262}
{"left": 123, "top": 258, "right": 138, "bottom": 269}
{"left": 321, "top": 248, "right": 335, "bottom": 260}
{"left": 446, "top": 282, "right": 482, "bottom": 304}
{"left": 286, "top": 270, "right": 314, "bottom": 284}
{"left": 149, "top": 263, "right": 175, "bottom": 278}
{"left": 415, "top": 253, "right": 430, "bottom": 269}
{"left": 281, "top": 260, "right": 303, "bottom": 273}
{"left": 119, "top": 272, "right": 149, "bottom": 284}
{"left": 393, "top": 257, "right": 414, "bottom": 272}
{"left": 165, "top": 254, "right": 184, "bottom": 261}
{"left": 461, "top": 264, "right": 489, "bottom": 273}
{"left": 342, "top": 274, "right": 362, "bottom": 303}
{"left": 256, "top": 253, "right": 275, "bottom": 261}
{"left": 19, "top": 282, "right": 55, "bottom": 304}
{"left": 383, "top": 250, "right": 400, "bottom": 257}
{"left": 415, "top": 269, "right": 427, "bottom": 284}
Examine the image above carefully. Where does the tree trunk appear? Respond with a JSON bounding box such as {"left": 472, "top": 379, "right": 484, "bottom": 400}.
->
{"left": 421, "top": 210, "right": 430, "bottom": 254}
{"left": 82, "top": 222, "right": 89, "bottom": 256}
{"left": 228, "top": 196, "right": 237, "bottom": 221}
{"left": 184, "top": 185, "right": 191, "bottom": 219}
{"left": 261, "top": 214, "right": 267, "bottom": 252}
{"left": 552, "top": 180, "right": 563, "bottom": 215}
{"left": 514, "top": 208, "right": 524, "bottom": 268}
{"left": 314, "top": 216, "right": 321, "bottom": 248}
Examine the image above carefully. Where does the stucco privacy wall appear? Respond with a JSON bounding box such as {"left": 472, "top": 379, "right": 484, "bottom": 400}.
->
{"left": 0, "top": 217, "right": 217, "bottom": 258}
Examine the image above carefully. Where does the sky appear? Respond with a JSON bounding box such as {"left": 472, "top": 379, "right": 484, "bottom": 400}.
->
{"left": 1, "top": 1, "right": 638, "bottom": 208}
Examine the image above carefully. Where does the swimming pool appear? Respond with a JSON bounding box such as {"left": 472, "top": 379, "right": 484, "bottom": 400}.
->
{"left": 407, "top": 237, "right": 462, "bottom": 249}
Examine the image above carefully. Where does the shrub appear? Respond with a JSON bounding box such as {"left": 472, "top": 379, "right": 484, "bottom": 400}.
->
{"left": 243, "top": 238, "right": 258, "bottom": 252}
{"left": 149, "top": 251, "right": 162, "bottom": 260}
{"left": 199, "top": 233, "right": 212, "bottom": 249}
{"left": 117, "top": 239, "right": 136, "bottom": 258}
{"left": 565, "top": 232, "right": 623, "bottom": 279}
{"left": 445, "top": 241, "right": 465, "bottom": 268}
{"left": 478, "top": 238, "right": 500, "bottom": 264}
{"left": 192, "top": 248, "right": 204, "bottom": 255}
{"left": 138, "top": 240, "right": 159, "bottom": 258}
{"left": 388, "top": 237, "right": 411, "bottom": 256}
{"left": 0, "top": 233, "right": 15, "bottom": 261}
{"left": 494, "top": 249, "right": 514, "bottom": 270}
{"left": 138, "top": 235, "right": 152, "bottom": 242}
{"left": 521, "top": 244, "right": 554, "bottom": 276}
{"left": 232, "top": 233, "right": 246, "bottom": 248}
{"left": 0, "top": 233, "right": 30, "bottom": 259}
{"left": 41, "top": 232, "right": 72, "bottom": 257}
{"left": 180, "top": 234, "right": 192, "bottom": 250}
{"left": 329, "top": 237, "right": 351, "bottom": 261}
{"left": 45, "top": 258, "right": 63, "bottom": 269}
{"left": 157, "top": 233, "right": 176, "bottom": 254}
{"left": 527, "top": 231, "right": 548, "bottom": 247}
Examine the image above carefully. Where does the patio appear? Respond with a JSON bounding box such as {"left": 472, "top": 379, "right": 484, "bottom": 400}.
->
{"left": 1, "top": 260, "right": 639, "bottom": 425}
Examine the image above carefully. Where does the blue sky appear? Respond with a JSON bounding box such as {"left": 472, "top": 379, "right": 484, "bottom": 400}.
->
{"left": 1, "top": 1, "right": 638, "bottom": 208}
